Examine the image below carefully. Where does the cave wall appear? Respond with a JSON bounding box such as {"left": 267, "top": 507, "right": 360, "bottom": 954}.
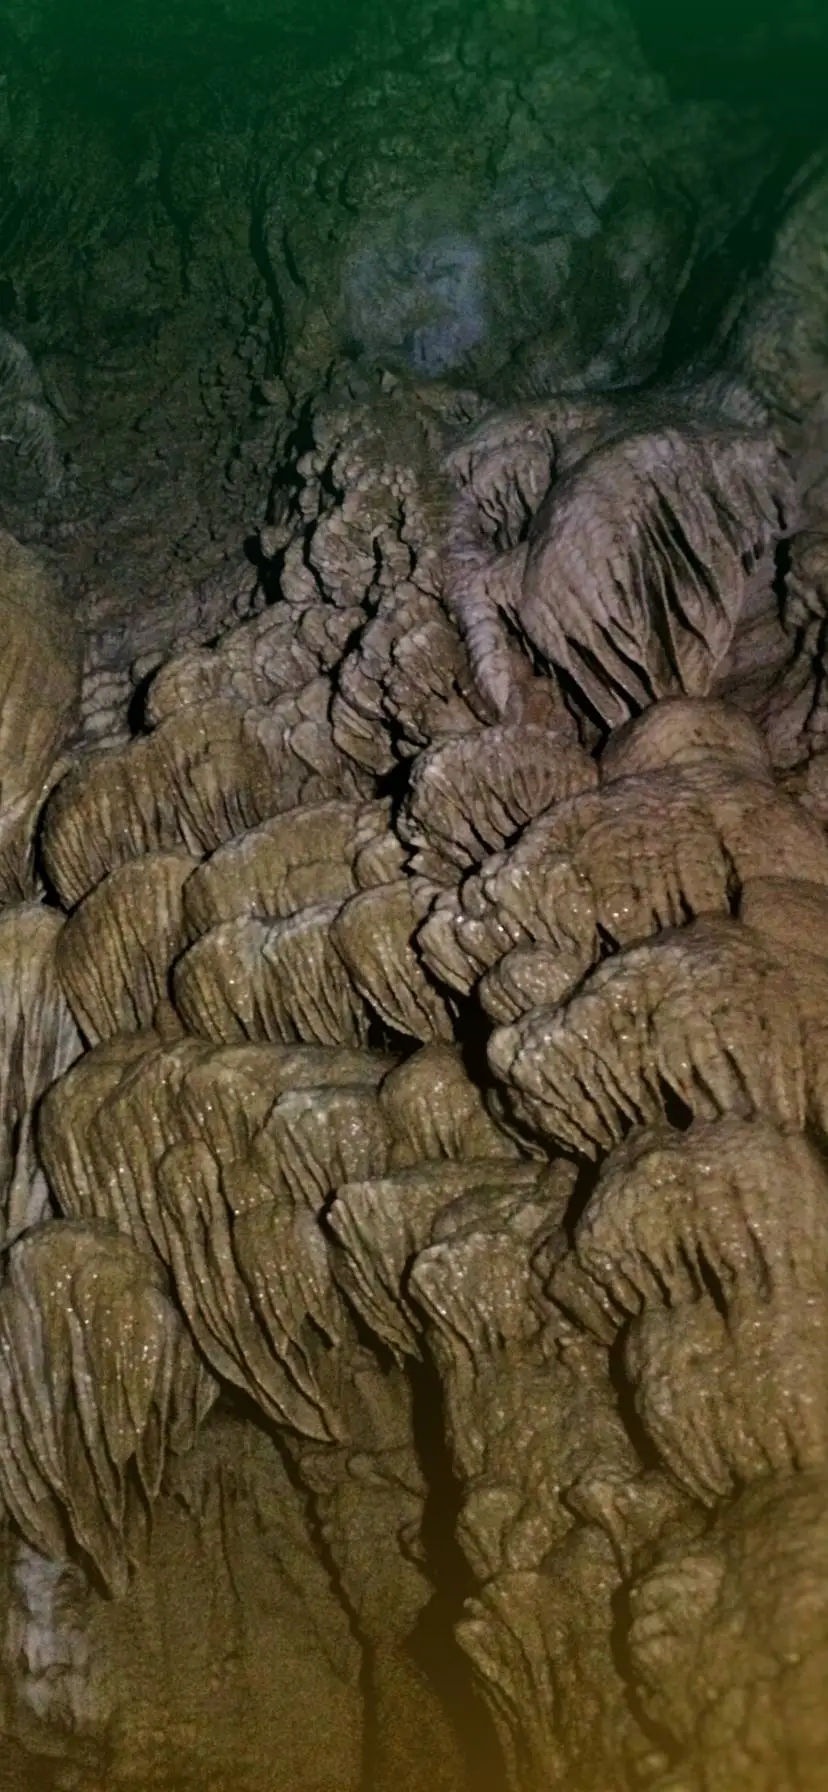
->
{"left": 0, "top": 4, "right": 825, "bottom": 1790}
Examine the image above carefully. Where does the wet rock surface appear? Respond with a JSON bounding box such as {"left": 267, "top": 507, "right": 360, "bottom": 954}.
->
{"left": 0, "top": 1, "right": 827, "bottom": 1788}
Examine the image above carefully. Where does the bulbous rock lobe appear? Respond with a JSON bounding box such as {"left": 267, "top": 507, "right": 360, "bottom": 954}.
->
{"left": 0, "top": 1222, "right": 216, "bottom": 1595}
{"left": 516, "top": 416, "right": 793, "bottom": 729}
{"left": 56, "top": 852, "right": 199, "bottom": 1044}
{"left": 42, "top": 690, "right": 371, "bottom": 909}
{"left": 550, "top": 1116, "right": 828, "bottom": 1501}
{"left": 488, "top": 916, "right": 810, "bottom": 1155}
{"left": 398, "top": 723, "right": 595, "bottom": 880}
{"left": 0, "top": 903, "right": 82, "bottom": 1246}
{"left": 173, "top": 903, "right": 373, "bottom": 1048}
{"left": 181, "top": 797, "right": 391, "bottom": 937}
{"left": 331, "top": 878, "right": 457, "bottom": 1043}
{"left": 0, "top": 531, "right": 82, "bottom": 902}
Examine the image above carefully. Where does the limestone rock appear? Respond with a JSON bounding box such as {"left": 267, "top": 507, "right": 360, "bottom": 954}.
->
{"left": 0, "top": 532, "right": 82, "bottom": 902}
{"left": 0, "top": 904, "right": 82, "bottom": 1246}
{"left": 56, "top": 852, "right": 198, "bottom": 1044}
{"left": 0, "top": 1222, "right": 216, "bottom": 1595}
{"left": 173, "top": 903, "right": 372, "bottom": 1048}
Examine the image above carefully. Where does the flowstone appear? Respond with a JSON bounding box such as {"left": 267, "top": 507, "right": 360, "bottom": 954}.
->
{"left": 0, "top": 4, "right": 826, "bottom": 1790}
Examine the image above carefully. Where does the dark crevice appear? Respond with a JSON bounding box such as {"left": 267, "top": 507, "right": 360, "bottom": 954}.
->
{"left": 248, "top": 185, "right": 287, "bottom": 362}
{"left": 154, "top": 135, "right": 193, "bottom": 302}
{"left": 405, "top": 1358, "right": 509, "bottom": 1792}
{"left": 562, "top": 1154, "right": 604, "bottom": 1243}
{"left": 656, "top": 144, "right": 828, "bottom": 384}
{"left": 696, "top": 1246, "right": 730, "bottom": 1318}
{"left": 606, "top": 1325, "right": 662, "bottom": 1474}
{"left": 608, "top": 1578, "right": 681, "bottom": 1766}
{"left": 656, "top": 1077, "right": 694, "bottom": 1132}
{"left": 773, "top": 533, "right": 793, "bottom": 616}
{"left": 229, "top": 1390, "right": 365, "bottom": 1643}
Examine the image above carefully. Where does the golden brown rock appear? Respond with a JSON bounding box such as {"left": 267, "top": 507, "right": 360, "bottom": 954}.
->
{"left": 422, "top": 749, "right": 828, "bottom": 1034}
{"left": 41, "top": 701, "right": 275, "bottom": 905}
{"left": 628, "top": 1471, "right": 828, "bottom": 1792}
{"left": 351, "top": 804, "right": 408, "bottom": 889}
{"left": 552, "top": 1117, "right": 828, "bottom": 1500}
{"left": 176, "top": 1040, "right": 395, "bottom": 1168}
{"left": 331, "top": 878, "right": 456, "bottom": 1042}
{"left": 738, "top": 873, "right": 828, "bottom": 959}
{"left": 145, "top": 600, "right": 362, "bottom": 724}
{"left": 378, "top": 1044, "right": 522, "bottom": 1168}
{"left": 599, "top": 694, "right": 772, "bottom": 781}
{"left": 408, "top": 1168, "right": 649, "bottom": 1789}
{"left": 0, "top": 903, "right": 82, "bottom": 1245}
{"left": 516, "top": 418, "right": 792, "bottom": 728}
{"left": 181, "top": 797, "right": 388, "bottom": 936}
{"left": 155, "top": 1132, "right": 348, "bottom": 1443}
{"left": 42, "top": 691, "right": 370, "bottom": 908}
{"left": 173, "top": 902, "right": 371, "bottom": 1047}
{"left": 441, "top": 395, "right": 613, "bottom": 724}
{"left": 2, "top": 287, "right": 826, "bottom": 1792}
{"left": 0, "top": 531, "right": 82, "bottom": 902}
{"left": 56, "top": 852, "right": 199, "bottom": 1043}
{"left": 42, "top": 1035, "right": 394, "bottom": 1266}
{"left": 332, "top": 582, "right": 485, "bottom": 772}
{"left": 398, "top": 723, "right": 596, "bottom": 880}
{"left": 419, "top": 848, "right": 597, "bottom": 1007}
{"left": 328, "top": 1161, "right": 544, "bottom": 1361}
{"left": 239, "top": 1082, "right": 391, "bottom": 1213}
{"left": 0, "top": 1222, "right": 216, "bottom": 1595}
{"left": 478, "top": 942, "right": 593, "bottom": 1024}
{"left": 38, "top": 1031, "right": 161, "bottom": 1235}
{"left": 499, "top": 760, "right": 828, "bottom": 949}
{"left": 488, "top": 918, "right": 807, "bottom": 1154}
{"left": 22, "top": 1415, "right": 365, "bottom": 1789}
{"left": 52, "top": 1037, "right": 210, "bottom": 1260}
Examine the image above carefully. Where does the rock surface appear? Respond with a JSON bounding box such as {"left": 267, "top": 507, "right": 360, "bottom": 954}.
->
{"left": 0, "top": 2, "right": 826, "bottom": 1789}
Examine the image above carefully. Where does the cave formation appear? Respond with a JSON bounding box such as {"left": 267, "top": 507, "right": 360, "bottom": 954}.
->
{"left": 0, "top": 2, "right": 827, "bottom": 1788}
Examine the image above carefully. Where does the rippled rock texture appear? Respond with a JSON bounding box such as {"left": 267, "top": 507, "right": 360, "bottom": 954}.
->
{"left": 0, "top": 1, "right": 827, "bottom": 1788}
{"left": 0, "top": 0, "right": 781, "bottom": 726}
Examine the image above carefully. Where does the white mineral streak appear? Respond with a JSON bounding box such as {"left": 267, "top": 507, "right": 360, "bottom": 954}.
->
{"left": 3, "top": 1543, "right": 106, "bottom": 1730}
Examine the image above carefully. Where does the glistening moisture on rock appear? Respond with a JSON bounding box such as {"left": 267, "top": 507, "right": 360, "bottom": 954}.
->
{"left": 0, "top": 0, "right": 826, "bottom": 1788}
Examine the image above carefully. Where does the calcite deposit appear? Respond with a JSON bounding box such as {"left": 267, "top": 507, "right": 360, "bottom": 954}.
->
{"left": 0, "top": 2, "right": 826, "bottom": 1789}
